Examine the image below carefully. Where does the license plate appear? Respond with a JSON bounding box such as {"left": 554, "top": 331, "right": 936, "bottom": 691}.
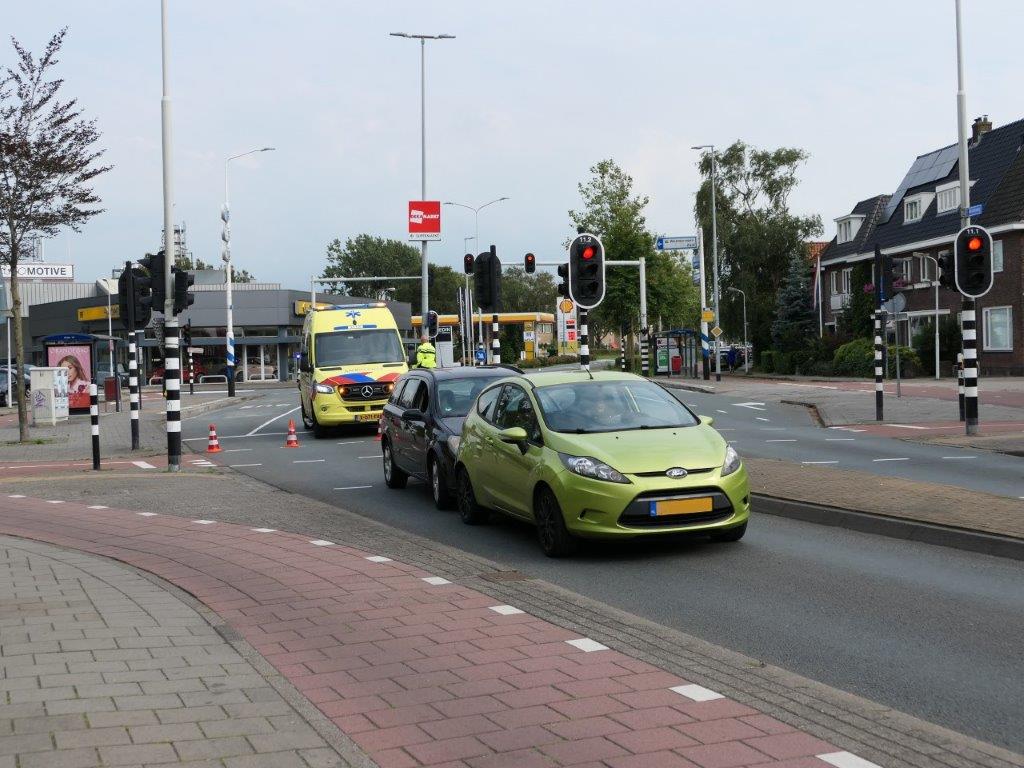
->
{"left": 356, "top": 413, "right": 379, "bottom": 422}
{"left": 650, "top": 497, "right": 713, "bottom": 517}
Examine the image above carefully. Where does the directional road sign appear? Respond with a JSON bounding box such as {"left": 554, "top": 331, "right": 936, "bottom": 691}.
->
{"left": 710, "top": 326, "right": 723, "bottom": 338}
{"left": 967, "top": 203, "right": 984, "bottom": 218}
{"left": 655, "top": 235, "right": 698, "bottom": 251}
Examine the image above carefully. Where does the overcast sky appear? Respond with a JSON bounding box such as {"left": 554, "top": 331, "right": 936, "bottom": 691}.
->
{"left": 5, "top": 1, "right": 1021, "bottom": 287}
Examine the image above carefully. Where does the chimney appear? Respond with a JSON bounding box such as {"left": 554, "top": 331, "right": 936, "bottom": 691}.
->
{"left": 971, "top": 115, "right": 993, "bottom": 144}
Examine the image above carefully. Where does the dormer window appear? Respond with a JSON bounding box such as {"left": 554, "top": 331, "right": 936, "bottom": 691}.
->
{"left": 903, "top": 192, "right": 933, "bottom": 223}
{"left": 936, "top": 182, "right": 960, "bottom": 214}
{"left": 835, "top": 215, "right": 864, "bottom": 244}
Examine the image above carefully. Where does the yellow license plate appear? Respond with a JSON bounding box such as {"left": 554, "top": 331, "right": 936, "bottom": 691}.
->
{"left": 356, "top": 413, "right": 379, "bottom": 422}
{"left": 652, "top": 497, "right": 713, "bottom": 517}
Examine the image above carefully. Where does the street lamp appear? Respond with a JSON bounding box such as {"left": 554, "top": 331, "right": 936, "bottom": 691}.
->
{"left": 726, "top": 287, "right": 748, "bottom": 374}
{"left": 223, "top": 146, "right": 275, "bottom": 396}
{"left": 445, "top": 198, "right": 510, "bottom": 365}
{"left": 693, "top": 144, "right": 721, "bottom": 382}
{"left": 924, "top": 255, "right": 941, "bottom": 380}
{"left": 390, "top": 32, "right": 455, "bottom": 323}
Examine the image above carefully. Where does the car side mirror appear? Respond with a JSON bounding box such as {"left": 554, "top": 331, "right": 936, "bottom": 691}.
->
{"left": 498, "top": 426, "right": 529, "bottom": 453}
{"left": 401, "top": 408, "right": 425, "bottom": 422}
{"left": 298, "top": 353, "right": 311, "bottom": 373}
{"left": 699, "top": 415, "right": 714, "bottom": 427}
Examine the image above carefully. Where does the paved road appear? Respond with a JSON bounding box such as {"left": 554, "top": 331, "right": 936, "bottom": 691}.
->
{"left": 664, "top": 387, "right": 1024, "bottom": 499}
{"left": 183, "top": 390, "right": 1024, "bottom": 752}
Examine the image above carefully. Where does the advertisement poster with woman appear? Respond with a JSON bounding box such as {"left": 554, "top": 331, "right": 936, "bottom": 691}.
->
{"left": 47, "top": 344, "right": 92, "bottom": 409}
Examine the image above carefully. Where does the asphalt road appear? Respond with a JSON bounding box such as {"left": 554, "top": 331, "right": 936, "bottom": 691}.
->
{"left": 663, "top": 386, "right": 1024, "bottom": 499}
{"left": 183, "top": 390, "right": 1024, "bottom": 751}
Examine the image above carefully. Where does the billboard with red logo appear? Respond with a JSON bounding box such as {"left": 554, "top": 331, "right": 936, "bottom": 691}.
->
{"left": 408, "top": 201, "right": 442, "bottom": 241}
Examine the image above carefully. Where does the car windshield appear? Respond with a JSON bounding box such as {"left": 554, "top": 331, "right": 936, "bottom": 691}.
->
{"left": 534, "top": 380, "right": 699, "bottom": 433}
{"left": 314, "top": 330, "right": 404, "bottom": 367}
{"left": 437, "top": 376, "right": 504, "bottom": 418}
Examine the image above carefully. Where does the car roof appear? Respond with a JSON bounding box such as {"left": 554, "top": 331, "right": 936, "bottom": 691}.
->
{"left": 405, "top": 365, "right": 521, "bottom": 380}
{"left": 521, "top": 370, "right": 645, "bottom": 387}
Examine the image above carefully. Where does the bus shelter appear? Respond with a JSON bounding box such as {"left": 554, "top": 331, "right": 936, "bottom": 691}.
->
{"left": 652, "top": 329, "right": 702, "bottom": 379}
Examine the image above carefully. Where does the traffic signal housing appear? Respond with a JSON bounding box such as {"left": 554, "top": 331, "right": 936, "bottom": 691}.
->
{"left": 182, "top": 321, "right": 192, "bottom": 349}
{"left": 524, "top": 253, "right": 536, "bottom": 274}
{"left": 954, "top": 225, "right": 994, "bottom": 298}
{"left": 118, "top": 266, "right": 153, "bottom": 331}
{"left": 568, "top": 233, "right": 605, "bottom": 309}
{"left": 937, "top": 251, "right": 955, "bottom": 290}
{"left": 463, "top": 253, "right": 475, "bottom": 274}
{"left": 138, "top": 250, "right": 166, "bottom": 312}
{"left": 473, "top": 248, "right": 501, "bottom": 311}
{"left": 426, "top": 310, "right": 439, "bottom": 339}
{"left": 880, "top": 254, "right": 907, "bottom": 303}
{"left": 172, "top": 267, "right": 195, "bottom": 315}
{"left": 557, "top": 264, "right": 569, "bottom": 298}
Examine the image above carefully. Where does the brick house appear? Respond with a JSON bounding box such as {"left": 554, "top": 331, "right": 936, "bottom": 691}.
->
{"left": 819, "top": 116, "right": 1024, "bottom": 375}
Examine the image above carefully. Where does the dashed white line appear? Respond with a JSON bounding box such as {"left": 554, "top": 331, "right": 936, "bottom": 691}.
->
{"left": 716, "top": 410, "right": 728, "bottom": 414}
{"left": 137, "top": 512, "right": 157, "bottom": 517}
{"left": 817, "top": 752, "right": 883, "bottom": 768}
{"left": 309, "top": 539, "right": 334, "bottom": 546}
{"left": 293, "top": 459, "right": 326, "bottom": 464}
{"left": 224, "top": 448, "right": 253, "bottom": 453}
{"left": 755, "top": 417, "right": 770, "bottom": 422}
{"left": 192, "top": 519, "right": 216, "bottom": 525}
{"left": 251, "top": 528, "right": 276, "bottom": 533}
{"left": 131, "top": 461, "right": 157, "bottom": 469}
{"left": 7, "top": 494, "right": 25, "bottom": 498}
{"left": 670, "top": 684, "right": 724, "bottom": 702}
{"left": 229, "top": 463, "right": 263, "bottom": 468}
{"left": 766, "top": 439, "right": 797, "bottom": 443}
{"left": 335, "top": 485, "right": 372, "bottom": 490}
{"left": 357, "top": 455, "right": 380, "bottom": 460}
{"left": 87, "top": 505, "right": 108, "bottom": 509}
{"left": 489, "top": 605, "right": 525, "bottom": 616}
{"left": 366, "top": 555, "right": 392, "bottom": 563}
{"left": 46, "top": 500, "right": 64, "bottom": 504}
{"left": 941, "top": 456, "right": 977, "bottom": 460}
{"left": 802, "top": 461, "right": 838, "bottom": 465}
{"left": 873, "top": 457, "right": 909, "bottom": 462}
{"left": 337, "top": 441, "right": 370, "bottom": 446}
{"left": 825, "top": 438, "right": 855, "bottom": 441}
{"left": 565, "top": 638, "right": 608, "bottom": 652}
{"left": 421, "top": 576, "right": 451, "bottom": 585}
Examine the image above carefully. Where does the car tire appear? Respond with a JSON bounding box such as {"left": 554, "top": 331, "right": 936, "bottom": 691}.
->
{"left": 429, "top": 455, "right": 452, "bottom": 510}
{"left": 310, "top": 409, "right": 329, "bottom": 439}
{"left": 300, "top": 401, "right": 315, "bottom": 431}
{"left": 534, "top": 486, "right": 577, "bottom": 558}
{"left": 456, "top": 467, "right": 488, "bottom": 525}
{"left": 711, "top": 521, "right": 747, "bottom": 542}
{"left": 382, "top": 440, "right": 408, "bottom": 489}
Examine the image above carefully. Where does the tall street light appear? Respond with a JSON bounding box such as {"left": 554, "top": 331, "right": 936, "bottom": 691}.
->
{"left": 222, "top": 147, "right": 275, "bottom": 397}
{"left": 390, "top": 32, "right": 455, "bottom": 323}
{"left": 693, "top": 144, "right": 721, "bottom": 382}
{"left": 726, "top": 287, "right": 748, "bottom": 374}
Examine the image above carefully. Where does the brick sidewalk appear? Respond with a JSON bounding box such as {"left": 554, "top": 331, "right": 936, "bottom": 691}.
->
{"left": 0, "top": 495, "right": 890, "bottom": 768}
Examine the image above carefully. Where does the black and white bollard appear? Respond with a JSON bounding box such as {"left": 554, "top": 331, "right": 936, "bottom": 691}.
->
{"left": 90, "top": 381, "right": 100, "bottom": 470}
{"left": 961, "top": 299, "right": 978, "bottom": 435}
{"left": 128, "top": 333, "right": 140, "bottom": 450}
{"left": 957, "top": 352, "right": 965, "bottom": 422}
{"left": 491, "top": 314, "right": 500, "bottom": 365}
{"left": 188, "top": 347, "right": 195, "bottom": 396}
{"left": 619, "top": 327, "right": 626, "bottom": 372}
{"left": 165, "top": 318, "right": 181, "bottom": 472}
{"left": 580, "top": 309, "right": 590, "bottom": 371}
{"left": 640, "top": 327, "right": 650, "bottom": 377}
{"left": 873, "top": 311, "right": 884, "bottom": 421}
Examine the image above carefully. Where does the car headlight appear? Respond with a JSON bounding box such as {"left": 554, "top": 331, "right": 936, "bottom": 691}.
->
{"left": 558, "top": 453, "right": 630, "bottom": 484}
{"left": 314, "top": 383, "right": 334, "bottom": 394}
{"left": 446, "top": 435, "right": 461, "bottom": 455}
{"left": 721, "top": 444, "right": 741, "bottom": 476}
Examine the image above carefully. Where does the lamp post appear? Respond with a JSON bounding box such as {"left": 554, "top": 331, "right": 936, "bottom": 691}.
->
{"left": 445, "top": 198, "right": 510, "bottom": 366}
{"left": 463, "top": 235, "right": 475, "bottom": 363}
{"left": 726, "top": 287, "right": 748, "bottom": 374}
{"left": 693, "top": 145, "right": 721, "bottom": 382}
{"left": 222, "top": 147, "right": 274, "bottom": 396}
{"left": 924, "top": 254, "right": 941, "bottom": 380}
{"left": 390, "top": 32, "right": 455, "bottom": 323}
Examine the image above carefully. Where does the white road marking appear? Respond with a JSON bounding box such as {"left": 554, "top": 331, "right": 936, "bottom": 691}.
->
{"left": 873, "top": 457, "right": 909, "bottom": 462}
{"left": 251, "top": 528, "right": 276, "bottom": 533}
{"left": 335, "top": 485, "right": 373, "bottom": 490}
{"left": 183, "top": 432, "right": 289, "bottom": 441}
{"left": 825, "top": 438, "right": 855, "bottom": 441}
{"left": 766, "top": 439, "right": 797, "bottom": 443}
{"left": 489, "top": 605, "right": 525, "bottom": 616}
{"left": 802, "top": 461, "right": 838, "bottom": 465}
{"left": 87, "top": 505, "right": 108, "bottom": 509}
{"left": 888, "top": 424, "right": 935, "bottom": 430}
{"left": 566, "top": 638, "right": 608, "bottom": 652}
{"left": 7, "top": 494, "right": 25, "bottom": 498}
{"left": 293, "top": 459, "right": 326, "bottom": 464}
{"left": 941, "top": 456, "right": 977, "bottom": 460}
{"left": 421, "top": 576, "right": 451, "bottom": 585}
{"left": 829, "top": 426, "right": 866, "bottom": 433}
{"left": 137, "top": 512, "right": 157, "bottom": 517}
{"left": 715, "top": 410, "right": 728, "bottom": 414}
{"left": 192, "top": 519, "right": 216, "bottom": 524}
{"left": 670, "top": 684, "right": 724, "bottom": 702}
{"left": 715, "top": 428, "right": 735, "bottom": 432}
{"left": 756, "top": 417, "right": 770, "bottom": 422}
{"left": 358, "top": 455, "right": 380, "bottom": 460}
{"left": 310, "top": 539, "right": 334, "bottom": 546}
{"left": 230, "top": 463, "right": 263, "bottom": 468}
{"left": 817, "top": 752, "right": 883, "bottom": 768}
{"left": 366, "top": 555, "right": 392, "bottom": 563}
{"left": 246, "top": 405, "right": 302, "bottom": 436}
{"left": 132, "top": 461, "right": 157, "bottom": 469}
{"left": 224, "top": 448, "right": 253, "bottom": 453}
{"left": 734, "top": 402, "right": 766, "bottom": 411}
{"left": 337, "top": 441, "right": 370, "bottom": 446}
{"left": 760, "top": 427, "right": 787, "bottom": 431}
{"left": 46, "top": 500, "right": 64, "bottom": 504}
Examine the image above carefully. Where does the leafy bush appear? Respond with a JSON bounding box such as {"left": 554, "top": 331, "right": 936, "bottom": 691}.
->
{"left": 774, "top": 352, "right": 794, "bottom": 375}
{"left": 808, "top": 360, "right": 835, "bottom": 376}
{"left": 887, "top": 345, "right": 920, "bottom": 378}
{"left": 832, "top": 337, "right": 875, "bottom": 377}
{"left": 760, "top": 351, "right": 776, "bottom": 373}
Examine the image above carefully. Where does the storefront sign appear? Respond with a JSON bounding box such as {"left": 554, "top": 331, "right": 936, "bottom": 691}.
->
{"left": 77, "top": 305, "right": 119, "bottom": 322}
{"left": 408, "top": 201, "right": 442, "bottom": 241}
{"left": 2, "top": 263, "right": 75, "bottom": 280}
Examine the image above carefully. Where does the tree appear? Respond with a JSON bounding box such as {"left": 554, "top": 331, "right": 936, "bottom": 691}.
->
{"left": 695, "top": 142, "right": 821, "bottom": 354}
{"left": 569, "top": 160, "right": 699, "bottom": 341}
{"left": 836, "top": 262, "right": 874, "bottom": 340}
{"left": 0, "top": 30, "right": 110, "bottom": 440}
{"left": 498, "top": 267, "right": 557, "bottom": 313}
{"left": 771, "top": 251, "right": 816, "bottom": 351}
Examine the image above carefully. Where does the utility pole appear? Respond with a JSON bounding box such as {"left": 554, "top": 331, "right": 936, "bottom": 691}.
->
{"left": 693, "top": 144, "right": 721, "bottom": 381}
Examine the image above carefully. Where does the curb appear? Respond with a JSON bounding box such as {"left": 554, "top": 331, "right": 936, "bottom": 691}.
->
{"left": 779, "top": 398, "right": 828, "bottom": 426}
{"left": 658, "top": 380, "right": 717, "bottom": 394}
{"left": 754, "top": 493, "right": 1024, "bottom": 561}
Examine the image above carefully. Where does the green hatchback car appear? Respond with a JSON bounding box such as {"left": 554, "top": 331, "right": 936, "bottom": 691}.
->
{"left": 454, "top": 371, "right": 750, "bottom": 557}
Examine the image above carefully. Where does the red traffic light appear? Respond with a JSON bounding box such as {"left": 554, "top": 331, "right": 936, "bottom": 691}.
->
{"left": 463, "top": 253, "right": 475, "bottom": 274}
{"left": 582, "top": 246, "right": 595, "bottom": 260}
{"left": 967, "top": 236, "right": 983, "bottom": 251}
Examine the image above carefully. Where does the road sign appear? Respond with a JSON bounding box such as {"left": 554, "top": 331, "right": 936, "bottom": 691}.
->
{"left": 187, "top": 347, "right": 203, "bottom": 355}
{"left": 710, "top": 326, "right": 723, "bottom": 338}
{"left": 77, "top": 305, "right": 119, "bottom": 322}
{"left": 655, "top": 235, "right": 698, "bottom": 251}
{"left": 701, "top": 309, "right": 714, "bottom": 323}
{"left": 967, "top": 203, "right": 984, "bottom": 218}
{"left": 474, "top": 349, "right": 486, "bottom": 362}
{"left": 408, "top": 200, "right": 442, "bottom": 241}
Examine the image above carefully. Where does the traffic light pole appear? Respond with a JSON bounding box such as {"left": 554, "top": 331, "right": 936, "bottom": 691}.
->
{"left": 160, "top": 0, "right": 180, "bottom": 472}
{"left": 579, "top": 309, "right": 589, "bottom": 371}
{"left": 873, "top": 310, "right": 884, "bottom": 421}
{"left": 124, "top": 261, "right": 140, "bottom": 450}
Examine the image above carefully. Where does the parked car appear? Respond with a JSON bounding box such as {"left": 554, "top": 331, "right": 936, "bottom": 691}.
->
{"left": 454, "top": 370, "right": 750, "bottom": 557}
{"left": 0, "top": 365, "right": 32, "bottom": 407}
{"left": 380, "top": 365, "right": 522, "bottom": 509}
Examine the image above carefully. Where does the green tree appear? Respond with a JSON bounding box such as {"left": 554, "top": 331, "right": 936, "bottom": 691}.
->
{"left": 771, "top": 250, "right": 815, "bottom": 351}
{"left": 836, "top": 262, "right": 874, "bottom": 339}
{"left": 499, "top": 267, "right": 558, "bottom": 313}
{"left": 1, "top": 30, "right": 110, "bottom": 440}
{"left": 569, "top": 160, "right": 699, "bottom": 341}
{"left": 695, "top": 142, "right": 821, "bottom": 354}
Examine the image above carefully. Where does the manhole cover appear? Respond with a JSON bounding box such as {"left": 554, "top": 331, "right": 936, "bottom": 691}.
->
{"left": 478, "top": 570, "right": 533, "bottom": 583}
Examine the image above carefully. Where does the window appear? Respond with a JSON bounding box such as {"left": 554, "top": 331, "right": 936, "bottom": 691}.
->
{"left": 437, "top": 375, "right": 504, "bottom": 417}
{"left": 398, "top": 378, "right": 424, "bottom": 409}
{"left": 494, "top": 385, "right": 542, "bottom": 444}
{"left": 916, "top": 253, "right": 936, "bottom": 282}
{"left": 476, "top": 385, "right": 502, "bottom": 423}
{"left": 841, "top": 267, "right": 853, "bottom": 295}
{"left": 897, "top": 259, "right": 912, "bottom": 284}
{"left": 904, "top": 199, "right": 922, "bottom": 222}
{"left": 829, "top": 271, "right": 838, "bottom": 296}
{"left": 936, "top": 182, "right": 960, "bottom": 214}
{"left": 389, "top": 379, "right": 407, "bottom": 405}
{"left": 838, "top": 220, "right": 852, "bottom": 243}
{"left": 314, "top": 329, "right": 405, "bottom": 366}
{"left": 534, "top": 380, "right": 699, "bottom": 434}
{"left": 983, "top": 307, "right": 1012, "bottom": 351}
{"left": 993, "top": 239, "right": 1004, "bottom": 273}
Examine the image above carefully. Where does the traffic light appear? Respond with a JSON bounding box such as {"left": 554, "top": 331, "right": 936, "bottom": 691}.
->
{"left": 172, "top": 267, "right": 195, "bottom": 315}
{"left": 138, "top": 250, "right": 166, "bottom": 312}
{"left": 463, "top": 253, "right": 474, "bottom": 274}
{"left": 557, "top": 263, "right": 569, "bottom": 298}
{"left": 937, "top": 251, "right": 955, "bottom": 290}
{"left": 182, "top": 321, "right": 192, "bottom": 348}
{"left": 880, "top": 254, "right": 906, "bottom": 303}
{"left": 954, "top": 225, "right": 994, "bottom": 298}
{"left": 473, "top": 248, "right": 502, "bottom": 311}
{"left": 524, "top": 253, "right": 536, "bottom": 274}
{"left": 568, "top": 233, "right": 605, "bottom": 309}
{"left": 426, "top": 310, "right": 439, "bottom": 339}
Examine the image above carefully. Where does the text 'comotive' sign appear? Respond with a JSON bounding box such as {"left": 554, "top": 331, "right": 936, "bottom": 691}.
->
{"left": 2, "top": 263, "right": 75, "bottom": 280}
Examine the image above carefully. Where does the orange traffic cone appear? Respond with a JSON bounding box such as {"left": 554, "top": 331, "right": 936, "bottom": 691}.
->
{"left": 206, "top": 424, "right": 222, "bottom": 453}
{"left": 284, "top": 419, "right": 300, "bottom": 448}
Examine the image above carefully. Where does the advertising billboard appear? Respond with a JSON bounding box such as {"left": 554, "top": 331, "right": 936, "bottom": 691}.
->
{"left": 408, "top": 201, "right": 442, "bottom": 240}
{"left": 47, "top": 344, "right": 92, "bottom": 409}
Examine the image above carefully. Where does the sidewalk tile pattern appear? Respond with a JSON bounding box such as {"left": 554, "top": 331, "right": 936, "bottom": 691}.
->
{"left": 0, "top": 497, "right": 872, "bottom": 768}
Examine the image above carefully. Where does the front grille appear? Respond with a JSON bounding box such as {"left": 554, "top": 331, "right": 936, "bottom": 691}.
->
{"left": 618, "top": 487, "right": 733, "bottom": 528}
{"left": 633, "top": 467, "right": 715, "bottom": 478}
{"left": 339, "top": 383, "right": 391, "bottom": 402}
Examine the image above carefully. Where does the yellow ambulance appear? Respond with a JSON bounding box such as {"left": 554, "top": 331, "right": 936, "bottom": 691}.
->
{"left": 298, "top": 303, "right": 408, "bottom": 437}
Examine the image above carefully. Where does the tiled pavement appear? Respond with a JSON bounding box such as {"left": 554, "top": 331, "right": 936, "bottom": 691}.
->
{"left": 0, "top": 495, "right": 914, "bottom": 768}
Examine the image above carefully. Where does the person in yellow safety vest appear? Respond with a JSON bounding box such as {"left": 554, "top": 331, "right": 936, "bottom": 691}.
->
{"left": 415, "top": 336, "right": 437, "bottom": 369}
